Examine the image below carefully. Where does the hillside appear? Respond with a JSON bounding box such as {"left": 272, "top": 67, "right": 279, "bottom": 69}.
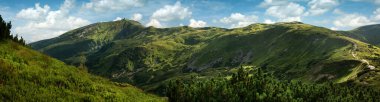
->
{"left": 166, "top": 67, "right": 380, "bottom": 101}
{"left": 341, "top": 24, "right": 380, "bottom": 46}
{"left": 0, "top": 40, "right": 165, "bottom": 101}
{"left": 31, "top": 20, "right": 380, "bottom": 90}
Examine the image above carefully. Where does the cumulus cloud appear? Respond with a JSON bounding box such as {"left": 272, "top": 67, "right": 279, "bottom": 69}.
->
{"left": 83, "top": 0, "right": 144, "bottom": 12}
{"left": 333, "top": 14, "right": 374, "bottom": 28}
{"left": 113, "top": 13, "right": 142, "bottom": 22}
{"left": 219, "top": 13, "right": 258, "bottom": 28}
{"left": 146, "top": 19, "right": 163, "bottom": 28}
{"left": 113, "top": 17, "right": 123, "bottom": 21}
{"left": 151, "top": 1, "right": 191, "bottom": 21}
{"left": 131, "top": 13, "right": 142, "bottom": 21}
{"left": 16, "top": 3, "right": 50, "bottom": 20}
{"left": 259, "top": 0, "right": 290, "bottom": 7}
{"left": 372, "top": 8, "right": 380, "bottom": 21}
{"left": 264, "top": 19, "right": 275, "bottom": 24}
{"left": 350, "top": 0, "right": 380, "bottom": 5}
{"left": 188, "top": 19, "right": 207, "bottom": 28}
{"left": 306, "top": 0, "right": 339, "bottom": 16}
{"left": 330, "top": 27, "right": 338, "bottom": 30}
{"left": 15, "top": 0, "right": 90, "bottom": 42}
{"left": 0, "top": 6, "right": 11, "bottom": 19}
{"left": 331, "top": 8, "right": 380, "bottom": 30}
{"left": 265, "top": 2, "right": 305, "bottom": 22}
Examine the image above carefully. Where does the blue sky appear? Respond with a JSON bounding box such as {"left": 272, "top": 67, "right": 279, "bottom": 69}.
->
{"left": 1, "top": 0, "right": 380, "bottom": 42}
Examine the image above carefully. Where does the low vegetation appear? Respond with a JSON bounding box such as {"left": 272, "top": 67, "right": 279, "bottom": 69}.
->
{"left": 165, "top": 67, "right": 380, "bottom": 102}
{"left": 0, "top": 15, "right": 164, "bottom": 101}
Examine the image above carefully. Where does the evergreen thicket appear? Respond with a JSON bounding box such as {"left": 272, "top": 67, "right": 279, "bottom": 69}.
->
{"left": 165, "top": 67, "right": 380, "bottom": 102}
{"left": 0, "top": 15, "right": 26, "bottom": 45}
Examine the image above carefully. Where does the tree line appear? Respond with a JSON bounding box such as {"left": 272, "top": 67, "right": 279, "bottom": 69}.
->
{"left": 0, "top": 15, "right": 26, "bottom": 45}
{"left": 165, "top": 67, "right": 380, "bottom": 102}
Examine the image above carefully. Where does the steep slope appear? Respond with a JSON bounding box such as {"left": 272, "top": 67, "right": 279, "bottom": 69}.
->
{"left": 31, "top": 20, "right": 144, "bottom": 63}
{"left": 341, "top": 24, "right": 380, "bottom": 46}
{"left": 0, "top": 40, "right": 165, "bottom": 101}
{"left": 31, "top": 20, "right": 380, "bottom": 90}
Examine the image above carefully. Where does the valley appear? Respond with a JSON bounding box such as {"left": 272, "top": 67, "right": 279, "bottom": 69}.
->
{"left": 3, "top": 0, "right": 380, "bottom": 101}
{"left": 31, "top": 20, "right": 380, "bottom": 91}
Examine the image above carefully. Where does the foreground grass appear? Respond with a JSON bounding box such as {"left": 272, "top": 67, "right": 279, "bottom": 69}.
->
{"left": 0, "top": 40, "right": 166, "bottom": 101}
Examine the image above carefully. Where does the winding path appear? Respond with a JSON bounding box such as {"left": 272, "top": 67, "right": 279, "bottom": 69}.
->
{"left": 350, "top": 43, "right": 375, "bottom": 70}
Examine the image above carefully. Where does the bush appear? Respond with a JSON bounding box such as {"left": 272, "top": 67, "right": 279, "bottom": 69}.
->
{"left": 165, "top": 67, "right": 380, "bottom": 102}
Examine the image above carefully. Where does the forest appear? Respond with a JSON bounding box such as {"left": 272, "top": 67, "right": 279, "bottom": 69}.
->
{"left": 165, "top": 67, "right": 380, "bottom": 102}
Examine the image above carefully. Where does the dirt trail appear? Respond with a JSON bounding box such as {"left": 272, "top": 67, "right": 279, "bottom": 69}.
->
{"left": 350, "top": 44, "right": 358, "bottom": 59}
{"left": 350, "top": 43, "right": 375, "bottom": 70}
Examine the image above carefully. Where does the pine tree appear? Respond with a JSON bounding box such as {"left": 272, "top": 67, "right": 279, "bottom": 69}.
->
{"left": 6, "top": 21, "right": 11, "bottom": 39}
{"left": 0, "top": 15, "right": 11, "bottom": 40}
{"left": 13, "top": 34, "right": 18, "bottom": 41}
{"left": 165, "top": 66, "right": 380, "bottom": 101}
{"left": 0, "top": 15, "right": 5, "bottom": 39}
{"left": 0, "top": 15, "right": 26, "bottom": 45}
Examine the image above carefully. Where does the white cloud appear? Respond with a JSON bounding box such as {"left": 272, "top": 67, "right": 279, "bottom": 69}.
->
{"left": 372, "top": 8, "right": 380, "bottom": 21}
{"left": 264, "top": 19, "right": 275, "bottom": 24}
{"left": 151, "top": 1, "right": 191, "bottom": 21}
{"left": 333, "top": 14, "right": 374, "bottom": 28}
{"left": 83, "top": 0, "right": 144, "bottom": 12}
{"left": 16, "top": 3, "right": 50, "bottom": 20}
{"left": 15, "top": 0, "right": 90, "bottom": 42}
{"left": 60, "top": 0, "right": 75, "bottom": 10}
{"left": 282, "top": 17, "right": 302, "bottom": 22}
{"left": 113, "top": 13, "right": 142, "bottom": 22}
{"left": 219, "top": 13, "right": 258, "bottom": 28}
{"left": 265, "top": 2, "right": 305, "bottom": 22}
{"left": 306, "top": 0, "right": 339, "bottom": 16}
{"left": 331, "top": 8, "right": 380, "bottom": 30}
{"left": 131, "top": 13, "right": 142, "bottom": 21}
{"left": 372, "top": 0, "right": 380, "bottom": 4}
{"left": 350, "top": 0, "right": 380, "bottom": 5}
{"left": 146, "top": 19, "right": 163, "bottom": 28}
{"left": 188, "top": 19, "right": 207, "bottom": 28}
{"left": 0, "top": 7, "right": 11, "bottom": 20}
{"left": 113, "top": 17, "right": 122, "bottom": 21}
{"left": 330, "top": 27, "right": 338, "bottom": 30}
{"left": 259, "top": 0, "right": 290, "bottom": 7}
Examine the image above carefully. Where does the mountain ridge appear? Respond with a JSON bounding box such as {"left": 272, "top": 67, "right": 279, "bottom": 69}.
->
{"left": 30, "top": 20, "right": 380, "bottom": 90}
{"left": 340, "top": 24, "right": 380, "bottom": 47}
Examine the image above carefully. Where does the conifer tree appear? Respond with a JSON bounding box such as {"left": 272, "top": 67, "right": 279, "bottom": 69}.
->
{"left": 0, "top": 14, "right": 26, "bottom": 45}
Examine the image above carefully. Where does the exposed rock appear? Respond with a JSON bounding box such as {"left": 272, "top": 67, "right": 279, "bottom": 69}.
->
{"left": 367, "top": 65, "right": 376, "bottom": 70}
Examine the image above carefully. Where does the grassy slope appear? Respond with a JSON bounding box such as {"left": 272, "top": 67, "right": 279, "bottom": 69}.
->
{"left": 341, "top": 24, "right": 380, "bottom": 46}
{"left": 31, "top": 20, "right": 144, "bottom": 62}
{"left": 0, "top": 40, "right": 165, "bottom": 101}
{"left": 30, "top": 21, "right": 380, "bottom": 90}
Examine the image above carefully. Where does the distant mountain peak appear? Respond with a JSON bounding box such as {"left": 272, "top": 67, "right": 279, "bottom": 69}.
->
{"left": 275, "top": 21, "right": 304, "bottom": 24}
